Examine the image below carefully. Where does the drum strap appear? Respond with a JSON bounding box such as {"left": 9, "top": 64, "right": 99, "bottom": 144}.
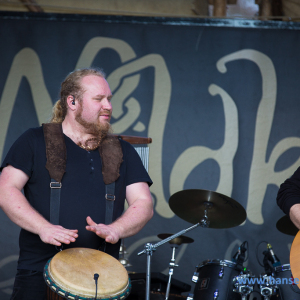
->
{"left": 43, "top": 123, "right": 123, "bottom": 226}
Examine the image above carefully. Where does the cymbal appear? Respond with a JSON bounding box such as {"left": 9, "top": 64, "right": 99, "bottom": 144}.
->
{"left": 169, "top": 189, "right": 246, "bottom": 228}
{"left": 276, "top": 215, "right": 298, "bottom": 236}
{"left": 157, "top": 233, "right": 194, "bottom": 245}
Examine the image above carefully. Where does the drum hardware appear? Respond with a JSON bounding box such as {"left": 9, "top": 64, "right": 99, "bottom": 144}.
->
{"left": 192, "top": 265, "right": 199, "bottom": 283}
{"left": 266, "top": 243, "right": 281, "bottom": 268}
{"left": 219, "top": 266, "right": 224, "bottom": 278}
{"left": 128, "top": 271, "right": 191, "bottom": 298}
{"left": 200, "top": 205, "right": 210, "bottom": 228}
{"left": 213, "top": 289, "right": 219, "bottom": 300}
{"left": 138, "top": 223, "right": 200, "bottom": 300}
{"left": 191, "top": 251, "right": 250, "bottom": 300}
{"left": 262, "top": 243, "right": 281, "bottom": 276}
{"left": 232, "top": 241, "right": 249, "bottom": 272}
{"left": 256, "top": 240, "right": 300, "bottom": 299}
{"left": 138, "top": 190, "right": 246, "bottom": 300}
{"left": 233, "top": 273, "right": 255, "bottom": 300}
{"left": 165, "top": 246, "right": 179, "bottom": 300}
{"left": 119, "top": 239, "right": 132, "bottom": 268}
{"left": 186, "top": 293, "right": 194, "bottom": 300}
{"left": 259, "top": 275, "right": 278, "bottom": 300}
{"left": 272, "top": 263, "right": 300, "bottom": 299}
{"left": 157, "top": 234, "right": 194, "bottom": 300}
{"left": 231, "top": 243, "right": 251, "bottom": 299}
{"left": 191, "top": 259, "right": 243, "bottom": 300}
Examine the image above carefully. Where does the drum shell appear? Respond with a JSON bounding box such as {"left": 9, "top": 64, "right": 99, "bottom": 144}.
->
{"left": 44, "top": 248, "right": 131, "bottom": 300}
{"left": 47, "top": 285, "right": 64, "bottom": 300}
{"left": 270, "top": 264, "right": 300, "bottom": 300}
{"left": 193, "top": 259, "right": 241, "bottom": 300}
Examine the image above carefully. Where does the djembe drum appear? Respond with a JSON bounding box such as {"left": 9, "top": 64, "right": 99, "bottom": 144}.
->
{"left": 44, "top": 248, "right": 131, "bottom": 300}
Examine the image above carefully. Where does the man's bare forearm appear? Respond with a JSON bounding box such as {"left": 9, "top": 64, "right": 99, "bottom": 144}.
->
{"left": 111, "top": 197, "right": 153, "bottom": 239}
{"left": 0, "top": 185, "right": 50, "bottom": 234}
{"left": 85, "top": 182, "right": 153, "bottom": 244}
{"left": 290, "top": 203, "right": 300, "bottom": 229}
{"left": 0, "top": 166, "right": 78, "bottom": 246}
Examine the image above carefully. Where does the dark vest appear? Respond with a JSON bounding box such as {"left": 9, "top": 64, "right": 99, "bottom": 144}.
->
{"left": 42, "top": 123, "right": 123, "bottom": 225}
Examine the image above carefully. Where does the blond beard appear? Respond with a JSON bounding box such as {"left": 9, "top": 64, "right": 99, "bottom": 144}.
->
{"left": 75, "top": 106, "right": 112, "bottom": 141}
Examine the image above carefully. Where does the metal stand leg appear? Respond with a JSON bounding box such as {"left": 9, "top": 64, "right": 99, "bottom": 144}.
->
{"left": 144, "top": 243, "right": 155, "bottom": 300}
{"left": 165, "top": 246, "right": 178, "bottom": 300}
{"left": 138, "top": 223, "right": 202, "bottom": 300}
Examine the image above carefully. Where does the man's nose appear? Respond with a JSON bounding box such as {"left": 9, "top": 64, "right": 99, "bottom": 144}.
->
{"left": 102, "top": 98, "right": 112, "bottom": 110}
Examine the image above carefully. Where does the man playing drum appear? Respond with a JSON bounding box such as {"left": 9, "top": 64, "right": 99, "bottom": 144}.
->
{"left": 0, "top": 67, "right": 153, "bottom": 300}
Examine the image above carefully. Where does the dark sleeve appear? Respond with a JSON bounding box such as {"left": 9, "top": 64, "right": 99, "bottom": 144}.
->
{"left": 0, "top": 128, "right": 37, "bottom": 177}
{"left": 121, "top": 140, "right": 153, "bottom": 187}
{"left": 277, "top": 166, "right": 300, "bottom": 215}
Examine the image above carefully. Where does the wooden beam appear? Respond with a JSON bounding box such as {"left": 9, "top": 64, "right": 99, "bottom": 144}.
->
{"left": 19, "top": 0, "right": 44, "bottom": 12}
{"left": 213, "top": 0, "right": 227, "bottom": 16}
{"left": 193, "top": 0, "right": 209, "bottom": 15}
{"left": 258, "top": 0, "right": 272, "bottom": 17}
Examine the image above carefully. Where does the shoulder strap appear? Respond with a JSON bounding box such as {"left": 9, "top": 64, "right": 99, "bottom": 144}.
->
{"left": 105, "top": 182, "right": 115, "bottom": 225}
{"left": 99, "top": 134, "right": 123, "bottom": 225}
{"left": 43, "top": 123, "right": 66, "bottom": 183}
{"left": 43, "top": 123, "right": 66, "bottom": 225}
{"left": 99, "top": 134, "right": 123, "bottom": 185}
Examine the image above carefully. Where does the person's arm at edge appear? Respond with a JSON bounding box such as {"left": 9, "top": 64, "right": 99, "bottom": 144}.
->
{"left": 277, "top": 167, "right": 300, "bottom": 229}
{"left": 290, "top": 204, "right": 300, "bottom": 229}
{"left": 0, "top": 165, "right": 78, "bottom": 246}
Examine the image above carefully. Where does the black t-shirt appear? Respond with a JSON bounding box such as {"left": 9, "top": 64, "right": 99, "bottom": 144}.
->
{"left": 277, "top": 166, "right": 300, "bottom": 215}
{"left": 0, "top": 126, "right": 152, "bottom": 271}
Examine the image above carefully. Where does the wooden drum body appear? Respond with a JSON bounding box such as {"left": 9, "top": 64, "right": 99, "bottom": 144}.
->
{"left": 44, "top": 248, "right": 131, "bottom": 300}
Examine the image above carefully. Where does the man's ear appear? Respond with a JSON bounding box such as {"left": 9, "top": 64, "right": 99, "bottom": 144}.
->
{"left": 67, "top": 95, "right": 76, "bottom": 110}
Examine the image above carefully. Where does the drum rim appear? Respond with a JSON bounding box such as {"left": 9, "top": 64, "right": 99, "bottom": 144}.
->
{"left": 44, "top": 257, "right": 131, "bottom": 300}
{"left": 274, "top": 264, "right": 291, "bottom": 272}
{"left": 198, "top": 259, "right": 237, "bottom": 269}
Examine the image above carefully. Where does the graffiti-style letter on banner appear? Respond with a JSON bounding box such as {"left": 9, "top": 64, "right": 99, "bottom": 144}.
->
{"left": 0, "top": 48, "right": 53, "bottom": 162}
{"left": 217, "top": 49, "right": 300, "bottom": 225}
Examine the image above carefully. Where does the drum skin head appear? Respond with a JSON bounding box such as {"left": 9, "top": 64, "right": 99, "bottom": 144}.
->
{"left": 46, "top": 248, "right": 129, "bottom": 299}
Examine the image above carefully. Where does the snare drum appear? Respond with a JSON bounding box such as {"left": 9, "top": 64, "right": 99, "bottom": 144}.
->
{"left": 192, "top": 259, "right": 241, "bottom": 300}
{"left": 44, "top": 248, "right": 131, "bottom": 300}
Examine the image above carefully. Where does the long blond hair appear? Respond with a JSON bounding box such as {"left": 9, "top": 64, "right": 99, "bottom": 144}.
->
{"left": 51, "top": 67, "right": 106, "bottom": 123}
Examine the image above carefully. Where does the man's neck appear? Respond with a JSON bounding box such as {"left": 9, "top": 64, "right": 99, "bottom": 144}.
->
{"left": 62, "top": 118, "right": 96, "bottom": 145}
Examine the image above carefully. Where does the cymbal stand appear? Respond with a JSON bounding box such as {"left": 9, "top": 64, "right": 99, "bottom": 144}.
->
{"left": 165, "top": 245, "right": 178, "bottom": 300}
{"left": 138, "top": 220, "right": 207, "bottom": 300}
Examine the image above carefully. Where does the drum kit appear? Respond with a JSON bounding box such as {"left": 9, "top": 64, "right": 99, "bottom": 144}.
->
{"left": 42, "top": 189, "right": 300, "bottom": 300}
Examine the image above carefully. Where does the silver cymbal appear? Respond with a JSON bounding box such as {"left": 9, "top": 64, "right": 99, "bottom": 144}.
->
{"left": 169, "top": 189, "right": 246, "bottom": 228}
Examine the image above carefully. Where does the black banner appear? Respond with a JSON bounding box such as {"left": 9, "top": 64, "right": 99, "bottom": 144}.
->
{"left": 1, "top": 12, "right": 300, "bottom": 299}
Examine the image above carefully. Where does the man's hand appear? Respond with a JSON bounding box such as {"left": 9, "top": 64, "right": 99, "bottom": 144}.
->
{"left": 0, "top": 165, "right": 79, "bottom": 246}
{"left": 38, "top": 224, "right": 78, "bottom": 246}
{"left": 85, "top": 182, "right": 153, "bottom": 243}
{"left": 85, "top": 216, "right": 120, "bottom": 244}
